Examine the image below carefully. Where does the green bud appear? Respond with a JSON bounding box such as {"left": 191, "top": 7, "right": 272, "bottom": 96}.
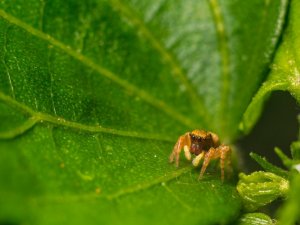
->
{"left": 237, "top": 213, "right": 275, "bottom": 225}
{"left": 237, "top": 171, "right": 289, "bottom": 211}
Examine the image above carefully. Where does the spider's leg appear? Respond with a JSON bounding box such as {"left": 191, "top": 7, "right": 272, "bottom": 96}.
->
{"left": 184, "top": 145, "right": 192, "bottom": 161}
{"left": 198, "top": 148, "right": 215, "bottom": 180}
{"left": 219, "top": 145, "right": 231, "bottom": 181}
{"left": 169, "top": 137, "right": 181, "bottom": 163}
{"left": 169, "top": 133, "right": 190, "bottom": 167}
{"left": 208, "top": 131, "right": 220, "bottom": 147}
{"left": 226, "top": 148, "right": 232, "bottom": 175}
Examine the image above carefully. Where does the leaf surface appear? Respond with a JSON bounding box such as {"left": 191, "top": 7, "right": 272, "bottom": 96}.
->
{"left": 0, "top": 0, "right": 288, "bottom": 224}
{"left": 241, "top": 0, "right": 300, "bottom": 134}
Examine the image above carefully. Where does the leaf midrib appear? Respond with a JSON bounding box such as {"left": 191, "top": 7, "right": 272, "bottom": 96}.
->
{"left": 0, "top": 92, "right": 175, "bottom": 142}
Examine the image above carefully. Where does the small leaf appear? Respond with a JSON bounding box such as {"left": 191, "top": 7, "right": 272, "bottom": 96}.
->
{"left": 290, "top": 143, "right": 300, "bottom": 172}
{"left": 274, "top": 147, "right": 294, "bottom": 168}
{"left": 291, "top": 141, "right": 300, "bottom": 160}
{"left": 237, "top": 172, "right": 289, "bottom": 211}
{"left": 250, "top": 152, "right": 289, "bottom": 178}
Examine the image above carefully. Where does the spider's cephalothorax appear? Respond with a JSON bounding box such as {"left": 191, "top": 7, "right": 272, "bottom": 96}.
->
{"left": 169, "top": 130, "right": 231, "bottom": 181}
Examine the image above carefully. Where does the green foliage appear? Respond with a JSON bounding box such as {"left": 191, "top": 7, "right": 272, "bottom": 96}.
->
{"left": 238, "top": 141, "right": 300, "bottom": 223}
{"left": 274, "top": 147, "right": 294, "bottom": 168}
{"left": 241, "top": 0, "right": 300, "bottom": 134}
{"left": 0, "top": 0, "right": 293, "bottom": 224}
{"left": 277, "top": 142, "right": 300, "bottom": 225}
{"left": 237, "top": 1, "right": 300, "bottom": 221}
{"left": 291, "top": 139, "right": 300, "bottom": 160}
{"left": 250, "top": 152, "right": 289, "bottom": 178}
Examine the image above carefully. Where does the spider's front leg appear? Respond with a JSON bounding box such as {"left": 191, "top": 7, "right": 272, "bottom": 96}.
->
{"left": 198, "top": 145, "right": 231, "bottom": 181}
{"left": 169, "top": 133, "right": 191, "bottom": 167}
{"left": 198, "top": 147, "right": 215, "bottom": 180}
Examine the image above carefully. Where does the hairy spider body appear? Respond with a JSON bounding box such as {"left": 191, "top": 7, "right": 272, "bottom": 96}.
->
{"left": 169, "top": 130, "right": 231, "bottom": 181}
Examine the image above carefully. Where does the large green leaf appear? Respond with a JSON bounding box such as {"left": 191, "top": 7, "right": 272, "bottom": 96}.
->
{"left": 0, "top": 0, "right": 288, "bottom": 224}
{"left": 241, "top": 0, "right": 300, "bottom": 133}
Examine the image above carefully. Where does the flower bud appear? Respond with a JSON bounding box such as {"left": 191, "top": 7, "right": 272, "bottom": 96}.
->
{"left": 237, "top": 171, "right": 289, "bottom": 211}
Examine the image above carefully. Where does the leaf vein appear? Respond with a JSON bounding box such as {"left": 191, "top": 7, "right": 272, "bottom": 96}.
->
{"left": 0, "top": 8, "right": 195, "bottom": 128}
{"left": 0, "top": 117, "right": 38, "bottom": 139}
{"left": 109, "top": 0, "right": 212, "bottom": 127}
{"left": 0, "top": 91, "right": 174, "bottom": 142}
{"left": 162, "top": 183, "right": 193, "bottom": 211}
{"left": 208, "top": 0, "right": 230, "bottom": 132}
{"left": 106, "top": 167, "right": 191, "bottom": 199}
{"left": 47, "top": 48, "right": 57, "bottom": 115}
{"left": 2, "top": 25, "right": 15, "bottom": 99}
{"left": 30, "top": 167, "right": 192, "bottom": 203}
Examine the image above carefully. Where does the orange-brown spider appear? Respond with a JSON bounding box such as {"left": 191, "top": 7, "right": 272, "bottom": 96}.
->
{"left": 169, "top": 130, "right": 231, "bottom": 181}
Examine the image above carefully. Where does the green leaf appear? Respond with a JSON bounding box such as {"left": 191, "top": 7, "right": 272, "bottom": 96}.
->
{"left": 274, "top": 147, "right": 294, "bottom": 168}
{"left": 291, "top": 140, "right": 300, "bottom": 161}
{"left": 250, "top": 152, "right": 289, "bottom": 178}
{"left": 0, "top": 0, "right": 289, "bottom": 224}
{"left": 241, "top": 0, "right": 300, "bottom": 133}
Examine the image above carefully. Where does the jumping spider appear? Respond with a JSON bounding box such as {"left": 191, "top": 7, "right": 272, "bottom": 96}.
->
{"left": 169, "top": 130, "right": 231, "bottom": 181}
